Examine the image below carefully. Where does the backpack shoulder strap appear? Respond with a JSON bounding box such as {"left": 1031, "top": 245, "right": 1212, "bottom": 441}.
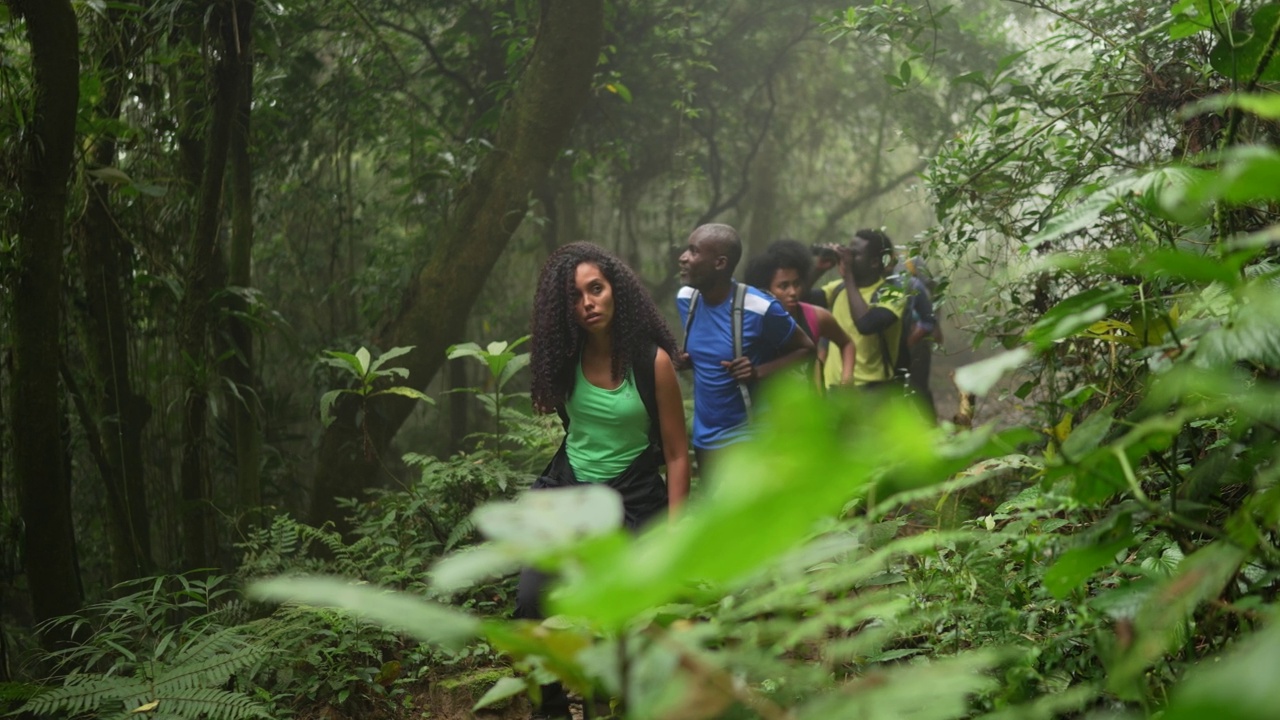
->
{"left": 732, "top": 282, "right": 747, "bottom": 360}
{"left": 731, "top": 283, "right": 753, "bottom": 415}
{"left": 800, "top": 302, "right": 819, "bottom": 340}
{"left": 633, "top": 343, "right": 661, "bottom": 447}
{"left": 681, "top": 289, "right": 701, "bottom": 354}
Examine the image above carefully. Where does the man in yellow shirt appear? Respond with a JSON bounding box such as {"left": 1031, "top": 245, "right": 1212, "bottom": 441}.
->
{"left": 821, "top": 229, "right": 907, "bottom": 389}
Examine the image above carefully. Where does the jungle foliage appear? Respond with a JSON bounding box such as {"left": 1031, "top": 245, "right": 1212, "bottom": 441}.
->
{"left": 4, "top": 0, "right": 1280, "bottom": 718}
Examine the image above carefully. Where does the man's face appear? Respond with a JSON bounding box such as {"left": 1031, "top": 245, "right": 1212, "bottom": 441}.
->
{"left": 848, "top": 236, "right": 883, "bottom": 284}
{"left": 678, "top": 232, "right": 724, "bottom": 289}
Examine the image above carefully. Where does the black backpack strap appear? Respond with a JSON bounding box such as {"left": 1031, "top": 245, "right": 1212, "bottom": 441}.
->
{"left": 632, "top": 343, "right": 663, "bottom": 457}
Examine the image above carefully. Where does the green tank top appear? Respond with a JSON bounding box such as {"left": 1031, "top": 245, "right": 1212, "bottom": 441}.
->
{"left": 564, "top": 362, "right": 649, "bottom": 482}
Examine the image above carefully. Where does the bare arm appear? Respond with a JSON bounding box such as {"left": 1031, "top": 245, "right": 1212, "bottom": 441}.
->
{"left": 654, "top": 348, "right": 689, "bottom": 516}
{"left": 816, "top": 307, "right": 855, "bottom": 385}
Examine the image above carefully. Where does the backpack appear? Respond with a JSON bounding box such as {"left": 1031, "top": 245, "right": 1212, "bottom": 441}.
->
{"left": 681, "top": 283, "right": 752, "bottom": 416}
{"left": 829, "top": 278, "right": 913, "bottom": 384}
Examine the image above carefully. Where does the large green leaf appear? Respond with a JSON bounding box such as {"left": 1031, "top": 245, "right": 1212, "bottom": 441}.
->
{"left": 1195, "top": 282, "right": 1280, "bottom": 368}
{"left": 1162, "top": 620, "right": 1280, "bottom": 720}
{"left": 1210, "top": 3, "right": 1280, "bottom": 81}
{"left": 1106, "top": 540, "right": 1249, "bottom": 697}
{"left": 1043, "top": 527, "right": 1132, "bottom": 599}
{"left": 795, "top": 651, "right": 1002, "bottom": 720}
{"left": 1023, "top": 285, "right": 1131, "bottom": 350}
{"left": 1169, "top": 0, "right": 1238, "bottom": 39}
{"left": 249, "top": 576, "right": 480, "bottom": 649}
{"left": 1164, "top": 146, "right": 1280, "bottom": 218}
{"left": 954, "top": 348, "right": 1032, "bottom": 396}
{"left": 550, "top": 382, "right": 938, "bottom": 629}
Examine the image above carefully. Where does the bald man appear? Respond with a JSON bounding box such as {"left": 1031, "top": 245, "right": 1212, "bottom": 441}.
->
{"left": 676, "top": 223, "right": 813, "bottom": 476}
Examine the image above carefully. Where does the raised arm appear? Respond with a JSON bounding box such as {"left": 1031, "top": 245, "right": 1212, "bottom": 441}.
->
{"left": 654, "top": 348, "right": 689, "bottom": 516}
{"left": 816, "top": 307, "right": 855, "bottom": 385}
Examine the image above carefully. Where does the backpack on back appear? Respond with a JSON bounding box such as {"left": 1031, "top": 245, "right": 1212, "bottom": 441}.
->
{"left": 681, "top": 283, "right": 753, "bottom": 416}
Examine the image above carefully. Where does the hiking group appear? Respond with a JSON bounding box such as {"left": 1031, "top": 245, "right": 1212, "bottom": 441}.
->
{"left": 518, "top": 223, "right": 941, "bottom": 719}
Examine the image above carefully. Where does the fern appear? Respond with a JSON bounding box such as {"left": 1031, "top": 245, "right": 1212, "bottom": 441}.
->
{"left": 21, "top": 674, "right": 149, "bottom": 716}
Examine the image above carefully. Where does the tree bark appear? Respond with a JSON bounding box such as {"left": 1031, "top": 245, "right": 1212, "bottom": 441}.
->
{"left": 223, "top": 0, "right": 262, "bottom": 539}
{"left": 73, "top": 6, "right": 154, "bottom": 584}
{"left": 178, "top": 4, "right": 239, "bottom": 569}
{"left": 311, "top": 0, "right": 606, "bottom": 531}
{"left": 8, "top": 0, "right": 83, "bottom": 631}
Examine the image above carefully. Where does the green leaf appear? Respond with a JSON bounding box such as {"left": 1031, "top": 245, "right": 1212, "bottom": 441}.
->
{"left": 605, "top": 81, "right": 633, "bottom": 103}
{"left": 323, "top": 350, "right": 365, "bottom": 377}
{"left": 1023, "top": 285, "right": 1131, "bottom": 350}
{"left": 551, "top": 383, "right": 938, "bottom": 629}
{"left": 1181, "top": 91, "right": 1280, "bottom": 120}
{"left": 472, "top": 485, "right": 623, "bottom": 547}
{"left": 249, "top": 576, "right": 480, "bottom": 649}
{"left": 1106, "top": 540, "right": 1249, "bottom": 697}
{"left": 497, "top": 352, "right": 530, "bottom": 387}
{"left": 485, "top": 341, "right": 509, "bottom": 356}
{"left": 446, "top": 342, "right": 484, "bottom": 361}
{"left": 355, "top": 347, "right": 372, "bottom": 376}
{"left": 1210, "top": 3, "right": 1280, "bottom": 81}
{"left": 430, "top": 545, "right": 523, "bottom": 594}
{"left": 1196, "top": 282, "right": 1280, "bottom": 368}
{"left": 1169, "top": 0, "right": 1238, "bottom": 39}
{"left": 796, "top": 651, "right": 1002, "bottom": 720}
{"left": 87, "top": 166, "right": 133, "bottom": 185}
{"left": 1061, "top": 406, "right": 1114, "bottom": 462}
{"left": 372, "top": 386, "right": 435, "bottom": 404}
{"left": 954, "top": 348, "right": 1032, "bottom": 396}
{"left": 319, "top": 389, "right": 346, "bottom": 428}
{"left": 1103, "top": 247, "right": 1244, "bottom": 288}
{"left": 472, "top": 676, "right": 526, "bottom": 711}
{"left": 368, "top": 345, "right": 414, "bottom": 373}
{"left": 1043, "top": 533, "right": 1131, "bottom": 599}
{"left": 1162, "top": 621, "right": 1280, "bottom": 720}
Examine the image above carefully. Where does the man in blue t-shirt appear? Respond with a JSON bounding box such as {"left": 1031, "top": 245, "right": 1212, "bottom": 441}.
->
{"left": 676, "top": 223, "right": 814, "bottom": 477}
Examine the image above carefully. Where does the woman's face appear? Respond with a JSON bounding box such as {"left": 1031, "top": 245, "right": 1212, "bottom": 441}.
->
{"left": 572, "top": 262, "right": 614, "bottom": 335}
{"left": 768, "top": 267, "right": 803, "bottom": 312}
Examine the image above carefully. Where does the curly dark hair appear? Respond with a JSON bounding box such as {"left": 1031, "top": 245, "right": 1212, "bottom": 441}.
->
{"left": 744, "top": 238, "right": 814, "bottom": 290}
{"left": 529, "top": 242, "right": 679, "bottom": 414}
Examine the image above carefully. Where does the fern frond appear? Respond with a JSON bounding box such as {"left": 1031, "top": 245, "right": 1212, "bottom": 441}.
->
{"left": 154, "top": 645, "right": 270, "bottom": 694}
{"left": 20, "top": 674, "right": 148, "bottom": 717}
{"left": 149, "top": 687, "right": 272, "bottom": 720}
{"left": 445, "top": 517, "right": 476, "bottom": 552}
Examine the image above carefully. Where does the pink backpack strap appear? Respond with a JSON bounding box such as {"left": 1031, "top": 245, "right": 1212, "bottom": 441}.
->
{"left": 800, "top": 302, "right": 820, "bottom": 340}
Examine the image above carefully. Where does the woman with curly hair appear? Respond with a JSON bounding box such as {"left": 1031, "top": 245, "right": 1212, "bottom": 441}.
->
{"left": 744, "top": 239, "right": 855, "bottom": 388}
{"left": 520, "top": 242, "right": 690, "bottom": 719}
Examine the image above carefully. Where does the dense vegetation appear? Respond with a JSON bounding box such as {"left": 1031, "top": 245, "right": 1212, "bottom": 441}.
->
{"left": 3, "top": 0, "right": 1280, "bottom": 718}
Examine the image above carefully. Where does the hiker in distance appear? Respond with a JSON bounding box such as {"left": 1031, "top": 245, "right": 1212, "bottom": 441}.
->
{"left": 677, "top": 223, "right": 814, "bottom": 478}
{"left": 821, "top": 229, "right": 907, "bottom": 391}
{"left": 743, "top": 238, "right": 856, "bottom": 390}
{"left": 520, "top": 242, "right": 690, "bottom": 719}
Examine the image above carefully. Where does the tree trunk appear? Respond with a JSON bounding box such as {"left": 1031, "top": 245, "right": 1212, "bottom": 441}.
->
{"left": 178, "top": 5, "right": 239, "bottom": 569}
{"left": 73, "top": 6, "right": 154, "bottom": 584}
{"left": 311, "top": 0, "right": 606, "bottom": 531}
{"left": 8, "top": 0, "right": 83, "bottom": 631}
{"left": 223, "top": 0, "right": 262, "bottom": 539}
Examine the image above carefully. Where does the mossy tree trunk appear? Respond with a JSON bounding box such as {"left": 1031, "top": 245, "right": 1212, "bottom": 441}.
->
{"left": 8, "top": 0, "right": 83, "bottom": 630}
{"left": 312, "top": 0, "right": 606, "bottom": 531}
{"left": 178, "top": 2, "right": 241, "bottom": 569}
{"left": 223, "top": 0, "right": 262, "bottom": 539}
